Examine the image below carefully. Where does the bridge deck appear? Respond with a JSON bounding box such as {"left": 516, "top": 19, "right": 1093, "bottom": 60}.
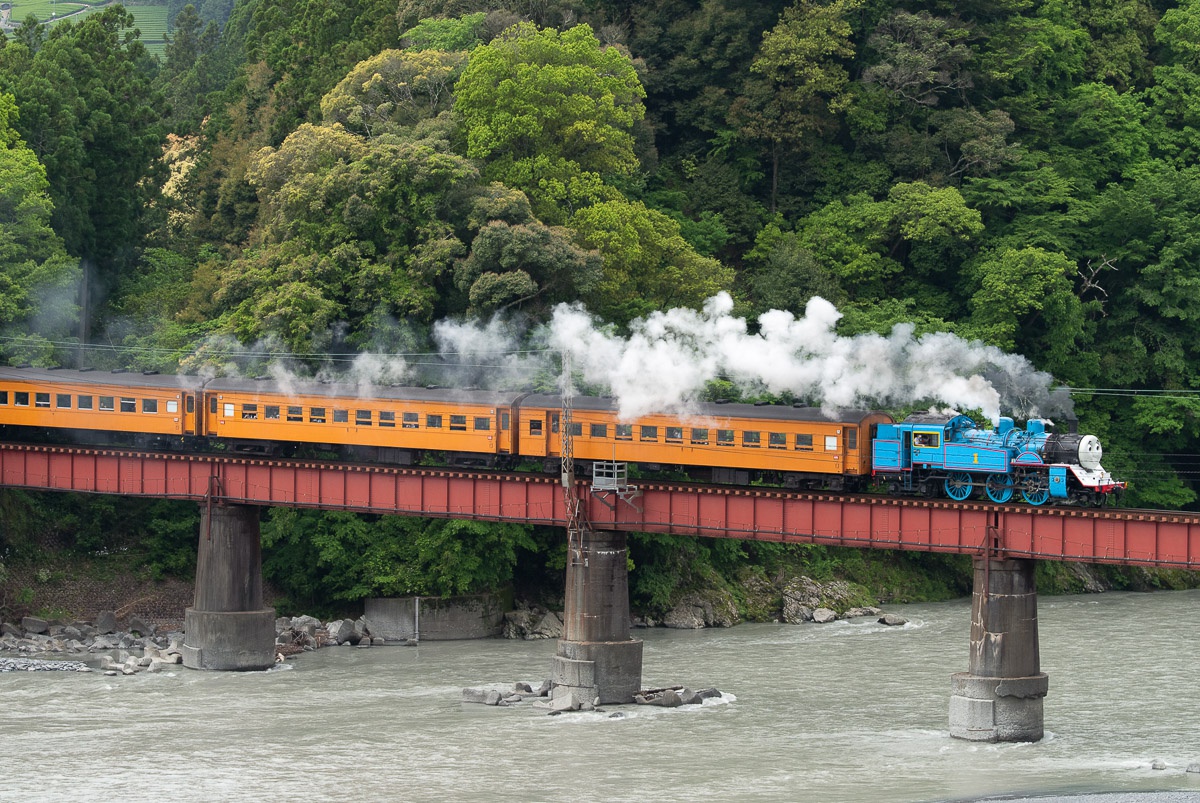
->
{"left": 2, "top": 443, "right": 1196, "bottom": 570}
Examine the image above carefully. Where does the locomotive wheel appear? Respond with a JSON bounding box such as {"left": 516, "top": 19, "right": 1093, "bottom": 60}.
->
{"left": 985, "top": 473, "right": 1014, "bottom": 504}
{"left": 944, "top": 472, "right": 973, "bottom": 501}
{"left": 1019, "top": 471, "right": 1050, "bottom": 506}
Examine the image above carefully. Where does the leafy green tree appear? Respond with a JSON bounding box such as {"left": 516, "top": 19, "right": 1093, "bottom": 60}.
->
{"left": 215, "top": 115, "right": 481, "bottom": 351}
{"left": 320, "top": 49, "right": 467, "bottom": 137}
{"left": 730, "top": 0, "right": 861, "bottom": 209}
{"left": 0, "top": 92, "right": 78, "bottom": 341}
{"left": 570, "top": 198, "right": 734, "bottom": 321}
{"left": 964, "top": 246, "right": 1090, "bottom": 378}
{"left": 454, "top": 22, "right": 646, "bottom": 223}
{"left": 261, "top": 509, "right": 535, "bottom": 611}
{"left": 0, "top": 6, "right": 165, "bottom": 328}
{"left": 401, "top": 12, "right": 487, "bottom": 51}
{"left": 454, "top": 219, "right": 602, "bottom": 316}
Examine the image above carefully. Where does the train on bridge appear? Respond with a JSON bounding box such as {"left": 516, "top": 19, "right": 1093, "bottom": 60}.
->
{"left": 0, "top": 365, "right": 1123, "bottom": 506}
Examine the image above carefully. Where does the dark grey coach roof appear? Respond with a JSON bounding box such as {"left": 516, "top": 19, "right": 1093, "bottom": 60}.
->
{"left": 521, "top": 394, "right": 882, "bottom": 423}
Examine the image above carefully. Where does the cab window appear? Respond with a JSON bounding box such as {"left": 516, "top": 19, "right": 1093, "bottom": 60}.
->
{"left": 913, "top": 432, "right": 941, "bottom": 448}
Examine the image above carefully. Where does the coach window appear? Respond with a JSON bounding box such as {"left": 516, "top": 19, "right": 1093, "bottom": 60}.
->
{"left": 717, "top": 429, "right": 734, "bottom": 446}
{"left": 529, "top": 419, "right": 542, "bottom": 436}
{"left": 121, "top": 398, "right": 137, "bottom": 413}
{"left": 35, "top": 393, "right": 50, "bottom": 408}
{"left": 795, "top": 434, "right": 813, "bottom": 451}
{"left": 334, "top": 409, "right": 349, "bottom": 423}
{"left": 380, "top": 411, "right": 396, "bottom": 428}
{"left": 846, "top": 427, "right": 857, "bottom": 450}
{"left": 666, "top": 427, "right": 683, "bottom": 443}
{"left": 241, "top": 403, "right": 257, "bottom": 419}
{"left": 475, "top": 417, "right": 491, "bottom": 431}
{"left": 450, "top": 415, "right": 467, "bottom": 431}
{"left": 309, "top": 407, "right": 326, "bottom": 423}
{"left": 167, "top": 401, "right": 179, "bottom": 414}
{"left": 427, "top": 414, "right": 442, "bottom": 429}
{"left": 690, "top": 428, "right": 709, "bottom": 445}
{"left": 743, "top": 431, "right": 761, "bottom": 448}
{"left": 825, "top": 436, "right": 838, "bottom": 451}
{"left": 143, "top": 399, "right": 159, "bottom": 414}
{"left": 222, "top": 402, "right": 234, "bottom": 417}
{"left": 616, "top": 424, "right": 632, "bottom": 440}
{"left": 287, "top": 406, "right": 302, "bottom": 422}
{"left": 590, "top": 423, "right": 607, "bottom": 438}
{"left": 56, "top": 394, "right": 71, "bottom": 409}
{"left": 99, "top": 396, "right": 113, "bottom": 411}
{"left": 264, "top": 405, "right": 279, "bottom": 420}
{"left": 569, "top": 422, "right": 583, "bottom": 437}
{"left": 769, "top": 432, "right": 787, "bottom": 449}
{"left": 356, "top": 410, "right": 372, "bottom": 426}
{"left": 0, "top": 391, "right": 7, "bottom": 405}
{"left": 14, "top": 391, "right": 28, "bottom": 406}
{"left": 402, "top": 412, "right": 419, "bottom": 429}
{"left": 78, "top": 396, "right": 93, "bottom": 410}
{"left": 640, "top": 425, "right": 658, "bottom": 442}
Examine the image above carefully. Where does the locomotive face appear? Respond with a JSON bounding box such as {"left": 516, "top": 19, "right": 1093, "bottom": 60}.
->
{"left": 1078, "top": 434, "right": 1103, "bottom": 470}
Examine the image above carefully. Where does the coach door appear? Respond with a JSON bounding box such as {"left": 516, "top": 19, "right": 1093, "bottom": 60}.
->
{"left": 497, "top": 408, "right": 514, "bottom": 454}
{"left": 183, "top": 392, "right": 199, "bottom": 435}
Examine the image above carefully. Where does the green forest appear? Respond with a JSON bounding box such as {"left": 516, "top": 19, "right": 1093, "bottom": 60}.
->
{"left": 3, "top": 0, "right": 1200, "bottom": 618}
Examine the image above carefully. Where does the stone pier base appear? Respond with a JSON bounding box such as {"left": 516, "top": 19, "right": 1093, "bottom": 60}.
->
{"left": 182, "top": 608, "right": 276, "bottom": 671}
{"left": 551, "top": 639, "right": 644, "bottom": 707}
{"left": 949, "top": 557, "right": 1047, "bottom": 742}
{"left": 949, "top": 672, "right": 1049, "bottom": 742}
{"left": 552, "top": 529, "right": 643, "bottom": 707}
{"left": 182, "top": 504, "right": 275, "bottom": 671}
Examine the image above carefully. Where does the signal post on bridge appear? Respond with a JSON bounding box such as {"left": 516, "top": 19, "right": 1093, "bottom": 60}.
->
{"left": 949, "top": 557, "right": 1048, "bottom": 742}
{"left": 182, "top": 503, "right": 277, "bottom": 671}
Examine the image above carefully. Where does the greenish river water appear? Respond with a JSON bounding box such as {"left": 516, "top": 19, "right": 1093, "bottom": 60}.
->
{"left": 3, "top": 589, "right": 1199, "bottom": 802}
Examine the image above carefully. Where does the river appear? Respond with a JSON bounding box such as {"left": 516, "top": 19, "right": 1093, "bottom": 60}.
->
{"left": 2, "top": 589, "right": 1199, "bottom": 803}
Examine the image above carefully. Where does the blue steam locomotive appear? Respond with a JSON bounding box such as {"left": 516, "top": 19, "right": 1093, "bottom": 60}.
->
{"left": 872, "top": 413, "right": 1124, "bottom": 505}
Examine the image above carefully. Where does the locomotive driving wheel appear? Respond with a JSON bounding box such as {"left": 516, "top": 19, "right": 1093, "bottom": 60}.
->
{"left": 985, "top": 472, "right": 1014, "bottom": 503}
{"left": 1018, "top": 470, "right": 1050, "bottom": 505}
{"left": 944, "top": 472, "right": 973, "bottom": 501}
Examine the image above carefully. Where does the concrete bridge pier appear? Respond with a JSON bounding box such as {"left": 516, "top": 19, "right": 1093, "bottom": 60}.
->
{"left": 182, "top": 504, "right": 276, "bottom": 671}
{"left": 949, "top": 557, "right": 1048, "bottom": 741}
{"left": 551, "top": 528, "right": 643, "bottom": 709}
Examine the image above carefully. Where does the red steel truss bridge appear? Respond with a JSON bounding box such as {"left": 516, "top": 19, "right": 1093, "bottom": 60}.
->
{"left": 2, "top": 443, "right": 1198, "bottom": 570}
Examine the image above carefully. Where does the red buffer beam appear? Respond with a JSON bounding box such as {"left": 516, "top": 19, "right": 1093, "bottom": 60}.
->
{"left": 0, "top": 444, "right": 1197, "bottom": 571}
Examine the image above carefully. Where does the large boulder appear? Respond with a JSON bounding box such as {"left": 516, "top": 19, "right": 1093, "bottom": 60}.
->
{"left": 782, "top": 577, "right": 868, "bottom": 624}
{"left": 94, "top": 610, "right": 118, "bottom": 635}
{"left": 21, "top": 616, "right": 48, "bottom": 635}
{"left": 663, "top": 590, "right": 739, "bottom": 629}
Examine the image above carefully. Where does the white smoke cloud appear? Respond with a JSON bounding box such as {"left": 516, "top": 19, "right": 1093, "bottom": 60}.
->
{"left": 174, "top": 293, "right": 1069, "bottom": 424}
{"left": 544, "top": 292, "right": 1068, "bottom": 423}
